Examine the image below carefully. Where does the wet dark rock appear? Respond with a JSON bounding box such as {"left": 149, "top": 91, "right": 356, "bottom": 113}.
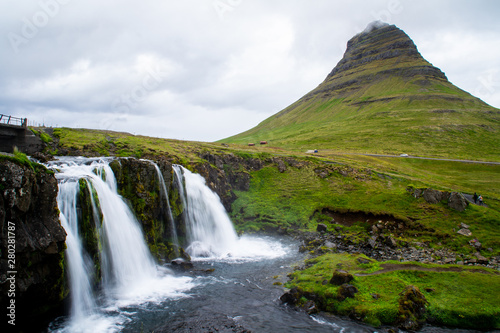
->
{"left": 171, "top": 258, "right": 194, "bottom": 271}
{"left": 110, "top": 157, "right": 184, "bottom": 260}
{"left": 280, "top": 287, "right": 301, "bottom": 305}
{"left": 330, "top": 269, "right": 354, "bottom": 286}
{"left": 303, "top": 300, "right": 319, "bottom": 315}
{"left": 0, "top": 159, "right": 67, "bottom": 321}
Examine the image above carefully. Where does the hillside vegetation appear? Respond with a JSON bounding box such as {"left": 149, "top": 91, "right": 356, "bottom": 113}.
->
{"left": 222, "top": 23, "right": 500, "bottom": 162}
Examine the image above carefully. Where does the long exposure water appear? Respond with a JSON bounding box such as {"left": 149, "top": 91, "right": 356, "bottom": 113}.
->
{"left": 44, "top": 157, "right": 493, "bottom": 333}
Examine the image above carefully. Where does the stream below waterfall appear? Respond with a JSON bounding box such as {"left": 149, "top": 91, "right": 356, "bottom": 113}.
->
{"left": 47, "top": 235, "right": 486, "bottom": 333}
{"left": 48, "top": 235, "right": 379, "bottom": 333}
{"left": 43, "top": 157, "right": 493, "bottom": 333}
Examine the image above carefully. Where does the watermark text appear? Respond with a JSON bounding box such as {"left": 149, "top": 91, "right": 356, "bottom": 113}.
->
{"left": 5, "top": 221, "right": 17, "bottom": 326}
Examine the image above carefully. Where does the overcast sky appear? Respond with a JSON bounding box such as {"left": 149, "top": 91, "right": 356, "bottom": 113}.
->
{"left": 1, "top": 0, "right": 499, "bottom": 142}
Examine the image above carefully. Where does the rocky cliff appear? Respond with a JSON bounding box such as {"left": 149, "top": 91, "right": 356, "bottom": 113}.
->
{"left": 0, "top": 156, "right": 67, "bottom": 326}
{"left": 109, "top": 157, "right": 184, "bottom": 260}
{"left": 318, "top": 21, "right": 448, "bottom": 99}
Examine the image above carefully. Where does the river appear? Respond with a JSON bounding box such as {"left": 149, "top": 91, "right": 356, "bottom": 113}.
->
{"left": 48, "top": 235, "right": 378, "bottom": 333}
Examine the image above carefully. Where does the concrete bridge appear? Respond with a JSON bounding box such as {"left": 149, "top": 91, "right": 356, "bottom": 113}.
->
{"left": 0, "top": 114, "right": 43, "bottom": 154}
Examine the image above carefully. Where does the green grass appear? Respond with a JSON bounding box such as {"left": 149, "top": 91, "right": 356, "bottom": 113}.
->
{"left": 286, "top": 253, "right": 500, "bottom": 329}
{"left": 0, "top": 148, "right": 50, "bottom": 174}
{"left": 230, "top": 157, "right": 500, "bottom": 256}
{"left": 221, "top": 36, "right": 500, "bottom": 162}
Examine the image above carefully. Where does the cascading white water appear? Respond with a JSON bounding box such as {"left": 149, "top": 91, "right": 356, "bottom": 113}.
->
{"left": 173, "top": 165, "right": 286, "bottom": 261}
{"left": 145, "top": 160, "right": 180, "bottom": 254}
{"left": 173, "top": 165, "right": 238, "bottom": 257}
{"left": 57, "top": 181, "right": 97, "bottom": 322}
{"left": 49, "top": 157, "right": 195, "bottom": 333}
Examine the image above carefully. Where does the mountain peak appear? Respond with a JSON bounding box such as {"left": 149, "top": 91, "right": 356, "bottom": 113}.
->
{"left": 361, "top": 20, "right": 390, "bottom": 34}
{"left": 328, "top": 22, "right": 440, "bottom": 81}
{"left": 224, "top": 23, "right": 499, "bottom": 160}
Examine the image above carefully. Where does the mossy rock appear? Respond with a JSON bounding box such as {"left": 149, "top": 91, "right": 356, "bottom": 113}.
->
{"left": 397, "top": 285, "right": 428, "bottom": 330}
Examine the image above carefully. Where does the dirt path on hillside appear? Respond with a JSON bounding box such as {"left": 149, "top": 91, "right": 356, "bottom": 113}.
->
{"left": 355, "top": 263, "right": 499, "bottom": 276}
{"left": 462, "top": 193, "right": 488, "bottom": 207}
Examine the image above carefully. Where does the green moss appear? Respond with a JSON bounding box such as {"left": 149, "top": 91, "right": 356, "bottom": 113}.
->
{"left": 286, "top": 253, "right": 500, "bottom": 329}
{"left": 77, "top": 178, "right": 103, "bottom": 280}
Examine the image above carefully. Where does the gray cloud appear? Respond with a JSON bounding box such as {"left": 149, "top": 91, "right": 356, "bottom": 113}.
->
{"left": 1, "top": 0, "right": 499, "bottom": 141}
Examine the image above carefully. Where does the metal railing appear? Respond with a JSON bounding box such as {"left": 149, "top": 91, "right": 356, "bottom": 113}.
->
{"left": 0, "top": 114, "right": 27, "bottom": 127}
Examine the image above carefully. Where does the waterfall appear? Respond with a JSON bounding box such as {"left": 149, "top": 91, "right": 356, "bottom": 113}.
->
{"left": 49, "top": 157, "right": 194, "bottom": 332}
{"left": 57, "top": 181, "right": 97, "bottom": 321}
{"left": 145, "top": 160, "right": 180, "bottom": 254}
{"left": 172, "top": 165, "right": 239, "bottom": 258}
{"left": 173, "top": 165, "right": 288, "bottom": 262}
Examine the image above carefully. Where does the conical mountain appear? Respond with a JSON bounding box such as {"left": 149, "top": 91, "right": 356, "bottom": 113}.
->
{"left": 223, "top": 22, "right": 499, "bottom": 161}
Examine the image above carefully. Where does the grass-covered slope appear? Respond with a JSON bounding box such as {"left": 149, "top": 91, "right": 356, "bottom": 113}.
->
{"left": 285, "top": 253, "right": 499, "bottom": 329}
{"left": 230, "top": 156, "right": 500, "bottom": 256}
{"left": 223, "top": 23, "right": 500, "bottom": 161}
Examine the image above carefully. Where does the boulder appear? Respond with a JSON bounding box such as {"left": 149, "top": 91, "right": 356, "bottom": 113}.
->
{"left": 397, "top": 285, "right": 428, "bottom": 331}
{"left": 280, "top": 287, "right": 301, "bottom": 305}
{"left": 316, "top": 223, "right": 328, "bottom": 233}
{"left": 448, "top": 192, "right": 468, "bottom": 212}
{"left": 303, "top": 300, "right": 319, "bottom": 314}
{"left": 423, "top": 188, "right": 447, "bottom": 204}
{"left": 171, "top": 258, "right": 194, "bottom": 271}
{"left": 385, "top": 236, "right": 398, "bottom": 248}
{"left": 330, "top": 269, "right": 354, "bottom": 285}
{"left": 324, "top": 241, "right": 337, "bottom": 249}
{"left": 457, "top": 228, "right": 472, "bottom": 237}
{"left": 475, "top": 253, "right": 489, "bottom": 265}
{"left": 337, "top": 283, "right": 358, "bottom": 301}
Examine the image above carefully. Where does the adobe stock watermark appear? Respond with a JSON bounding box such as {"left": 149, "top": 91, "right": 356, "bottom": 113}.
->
{"left": 473, "top": 70, "right": 499, "bottom": 101}
{"left": 7, "top": 0, "right": 72, "bottom": 54}
{"left": 102, "top": 65, "right": 169, "bottom": 130}
{"left": 370, "top": 0, "right": 403, "bottom": 26}
{"left": 213, "top": 0, "right": 244, "bottom": 20}
{"left": 5, "top": 221, "right": 17, "bottom": 327}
